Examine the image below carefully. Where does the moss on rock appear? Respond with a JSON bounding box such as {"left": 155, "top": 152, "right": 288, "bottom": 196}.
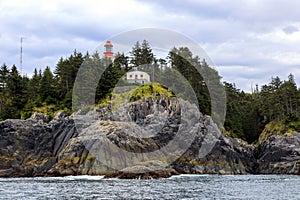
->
{"left": 129, "top": 83, "right": 174, "bottom": 102}
{"left": 258, "top": 120, "right": 298, "bottom": 142}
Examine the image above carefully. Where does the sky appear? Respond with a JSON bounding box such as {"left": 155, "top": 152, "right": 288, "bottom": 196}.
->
{"left": 1, "top": 0, "right": 300, "bottom": 92}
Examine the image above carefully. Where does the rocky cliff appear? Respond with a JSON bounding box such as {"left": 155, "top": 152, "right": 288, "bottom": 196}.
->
{"left": 255, "top": 134, "right": 300, "bottom": 174}
{"left": 0, "top": 93, "right": 299, "bottom": 178}
{"left": 0, "top": 114, "right": 77, "bottom": 177}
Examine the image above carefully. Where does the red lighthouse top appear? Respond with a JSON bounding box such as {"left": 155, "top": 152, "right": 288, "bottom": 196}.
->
{"left": 104, "top": 40, "right": 113, "bottom": 47}
{"left": 104, "top": 40, "right": 114, "bottom": 58}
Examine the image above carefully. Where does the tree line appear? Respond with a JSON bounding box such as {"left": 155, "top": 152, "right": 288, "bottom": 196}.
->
{"left": 224, "top": 74, "right": 300, "bottom": 143}
{"left": 0, "top": 40, "right": 299, "bottom": 143}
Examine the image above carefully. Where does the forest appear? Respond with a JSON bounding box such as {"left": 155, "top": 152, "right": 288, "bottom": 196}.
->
{"left": 0, "top": 40, "right": 299, "bottom": 144}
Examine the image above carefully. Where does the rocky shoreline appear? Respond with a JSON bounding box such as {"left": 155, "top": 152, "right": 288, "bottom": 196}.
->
{"left": 0, "top": 95, "right": 299, "bottom": 179}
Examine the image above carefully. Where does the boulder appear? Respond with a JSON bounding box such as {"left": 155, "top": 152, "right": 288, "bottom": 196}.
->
{"left": 53, "top": 111, "right": 66, "bottom": 120}
{"left": 29, "top": 112, "right": 50, "bottom": 123}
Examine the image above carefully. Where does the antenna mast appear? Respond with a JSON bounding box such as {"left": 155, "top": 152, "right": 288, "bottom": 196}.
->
{"left": 20, "top": 37, "right": 24, "bottom": 75}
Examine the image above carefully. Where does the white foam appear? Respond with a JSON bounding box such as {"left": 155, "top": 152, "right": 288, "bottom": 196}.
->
{"left": 64, "top": 175, "right": 105, "bottom": 180}
{"left": 169, "top": 174, "right": 211, "bottom": 179}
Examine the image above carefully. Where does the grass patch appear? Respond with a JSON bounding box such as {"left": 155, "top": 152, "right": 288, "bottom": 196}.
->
{"left": 259, "top": 119, "right": 300, "bottom": 142}
{"left": 32, "top": 104, "right": 56, "bottom": 119}
{"left": 288, "top": 121, "right": 300, "bottom": 131}
{"left": 129, "top": 83, "right": 174, "bottom": 102}
{"left": 110, "top": 90, "right": 132, "bottom": 111}
{"left": 30, "top": 104, "right": 72, "bottom": 119}
{"left": 95, "top": 83, "right": 175, "bottom": 112}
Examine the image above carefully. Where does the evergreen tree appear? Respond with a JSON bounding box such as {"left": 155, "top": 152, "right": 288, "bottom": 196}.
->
{"left": 54, "top": 50, "right": 84, "bottom": 99}
{"left": 167, "top": 47, "right": 213, "bottom": 115}
{"left": 28, "top": 68, "right": 41, "bottom": 100}
{"left": 224, "top": 82, "right": 265, "bottom": 143}
{"left": 0, "top": 64, "right": 10, "bottom": 120}
{"left": 130, "top": 40, "right": 156, "bottom": 80}
{"left": 3, "top": 65, "right": 28, "bottom": 119}
{"left": 280, "top": 74, "right": 299, "bottom": 117}
{"left": 0, "top": 64, "right": 9, "bottom": 90}
{"left": 40, "top": 66, "right": 56, "bottom": 104}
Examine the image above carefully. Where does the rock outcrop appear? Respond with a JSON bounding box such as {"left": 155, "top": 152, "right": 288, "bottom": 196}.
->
{"left": 104, "top": 160, "right": 179, "bottom": 179}
{"left": 0, "top": 92, "right": 299, "bottom": 178}
{"left": 0, "top": 117, "right": 76, "bottom": 177}
{"left": 255, "top": 134, "right": 300, "bottom": 174}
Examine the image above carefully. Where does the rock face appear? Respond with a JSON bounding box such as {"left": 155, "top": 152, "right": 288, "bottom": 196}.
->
{"left": 0, "top": 94, "right": 299, "bottom": 178}
{"left": 255, "top": 134, "right": 300, "bottom": 174}
{"left": 104, "top": 160, "right": 179, "bottom": 179}
{"left": 0, "top": 117, "right": 77, "bottom": 177}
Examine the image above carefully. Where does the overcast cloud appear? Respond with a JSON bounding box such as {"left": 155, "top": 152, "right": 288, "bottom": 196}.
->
{"left": 1, "top": 0, "right": 300, "bottom": 92}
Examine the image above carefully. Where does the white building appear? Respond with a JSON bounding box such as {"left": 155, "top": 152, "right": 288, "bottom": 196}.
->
{"left": 126, "top": 70, "right": 150, "bottom": 84}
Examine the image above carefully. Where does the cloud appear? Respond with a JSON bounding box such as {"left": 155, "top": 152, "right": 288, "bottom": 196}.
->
{"left": 0, "top": 0, "right": 154, "bottom": 72}
{"left": 0, "top": 0, "right": 300, "bottom": 92}
{"left": 283, "top": 25, "right": 299, "bottom": 34}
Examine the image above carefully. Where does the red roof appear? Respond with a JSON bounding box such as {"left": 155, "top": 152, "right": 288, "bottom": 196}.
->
{"left": 104, "top": 40, "right": 113, "bottom": 47}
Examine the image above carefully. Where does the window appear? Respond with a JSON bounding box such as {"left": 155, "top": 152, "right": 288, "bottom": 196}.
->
{"left": 105, "top": 46, "right": 112, "bottom": 52}
{"left": 135, "top": 74, "right": 138, "bottom": 79}
{"left": 129, "top": 74, "right": 132, "bottom": 78}
{"left": 140, "top": 74, "right": 143, "bottom": 78}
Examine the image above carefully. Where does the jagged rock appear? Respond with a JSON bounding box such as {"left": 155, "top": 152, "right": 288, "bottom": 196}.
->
{"left": 255, "top": 133, "right": 300, "bottom": 174}
{"left": 1, "top": 93, "right": 300, "bottom": 178}
{"left": 53, "top": 111, "right": 66, "bottom": 120}
{"left": 45, "top": 95, "right": 256, "bottom": 177}
{"left": 0, "top": 169, "right": 13, "bottom": 177}
{"left": 104, "top": 160, "right": 179, "bottom": 179}
{"left": 29, "top": 112, "right": 50, "bottom": 123}
{"left": 0, "top": 118, "right": 77, "bottom": 177}
{"left": 171, "top": 124, "right": 256, "bottom": 175}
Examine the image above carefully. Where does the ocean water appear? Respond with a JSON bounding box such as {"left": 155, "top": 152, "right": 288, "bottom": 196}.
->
{"left": 0, "top": 175, "right": 299, "bottom": 199}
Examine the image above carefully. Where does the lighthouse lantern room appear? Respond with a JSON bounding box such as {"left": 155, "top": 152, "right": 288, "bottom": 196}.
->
{"left": 103, "top": 40, "right": 114, "bottom": 58}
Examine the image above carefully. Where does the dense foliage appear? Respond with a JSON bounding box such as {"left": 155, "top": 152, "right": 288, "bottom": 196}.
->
{"left": 223, "top": 74, "right": 300, "bottom": 143}
{"left": 1, "top": 41, "right": 299, "bottom": 144}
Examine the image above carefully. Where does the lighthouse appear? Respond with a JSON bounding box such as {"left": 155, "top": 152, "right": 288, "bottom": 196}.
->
{"left": 103, "top": 40, "right": 114, "bottom": 58}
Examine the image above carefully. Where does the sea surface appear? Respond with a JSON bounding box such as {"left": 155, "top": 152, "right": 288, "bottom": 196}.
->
{"left": 0, "top": 174, "right": 299, "bottom": 199}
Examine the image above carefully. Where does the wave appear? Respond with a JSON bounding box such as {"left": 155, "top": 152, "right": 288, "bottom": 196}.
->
{"left": 64, "top": 175, "right": 105, "bottom": 180}
{"left": 168, "top": 174, "right": 212, "bottom": 179}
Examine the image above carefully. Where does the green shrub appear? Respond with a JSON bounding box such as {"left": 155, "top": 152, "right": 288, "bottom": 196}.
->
{"left": 288, "top": 121, "right": 300, "bottom": 131}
